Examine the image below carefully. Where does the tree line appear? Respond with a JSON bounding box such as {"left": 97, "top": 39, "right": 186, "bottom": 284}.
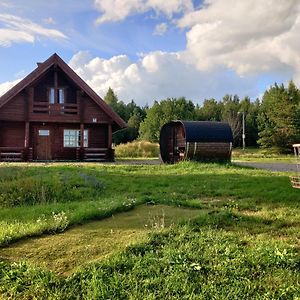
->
{"left": 104, "top": 81, "right": 300, "bottom": 153}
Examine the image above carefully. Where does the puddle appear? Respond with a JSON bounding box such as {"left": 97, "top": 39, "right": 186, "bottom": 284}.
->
{"left": 0, "top": 205, "right": 201, "bottom": 276}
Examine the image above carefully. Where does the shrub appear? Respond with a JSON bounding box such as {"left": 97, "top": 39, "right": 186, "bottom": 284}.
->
{"left": 115, "top": 141, "right": 159, "bottom": 158}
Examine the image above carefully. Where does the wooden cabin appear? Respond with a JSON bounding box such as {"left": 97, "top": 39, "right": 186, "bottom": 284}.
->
{"left": 0, "top": 53, "right": 127, "bottom": 162}
{"left": 159, "top": 121, "right": 233, "bottom": 163}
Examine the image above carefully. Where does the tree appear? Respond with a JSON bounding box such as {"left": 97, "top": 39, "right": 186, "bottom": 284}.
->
{"left": 104, "top": 87, "right": 119, "bottom": 112}
{"left": 104, "top": 88, "right": 146, "bottom": 144}
{"left": 139, "top": 97, "right": 196, "bottom": 142}
{"left": 221, "top": 95, "right": 242, "bottom": 145}
{"left": 258, "top": 81, "right": 300, "bottom": 153}
{"left": 196, "top": 98, "right": 222, "bottom": 121}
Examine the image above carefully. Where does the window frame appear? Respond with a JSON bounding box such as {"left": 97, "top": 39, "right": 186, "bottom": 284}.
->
{"left": 63, "top": 129, "right": 88, "bottom": 148}
{"left": 48, "top": 87, "right": 66, "bottom": 104}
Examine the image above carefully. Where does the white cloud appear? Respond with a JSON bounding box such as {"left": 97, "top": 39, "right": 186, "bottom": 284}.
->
{"left": 178, "top": 0, "right": 300, "bottom": 84}
{"left": 94, "top": 0, "right": 193, "bottom": 24}
{"left": 68, "top": 51, "right": 259, "bottom": 106}
{"left": 153, "top": 22, "right": 167, "bottom": 35}
{"left": 0, "top": 78, "right": 21, "bottom": 96}
{"left": 0, "top": 14, "right": 67, "bottom": 47}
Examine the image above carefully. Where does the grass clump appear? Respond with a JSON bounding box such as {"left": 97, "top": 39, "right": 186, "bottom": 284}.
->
{"left": 115, "top": 140, "right": 159, "bottom": 158}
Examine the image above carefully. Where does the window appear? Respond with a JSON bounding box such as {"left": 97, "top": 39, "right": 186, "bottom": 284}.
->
{"left": 48, "top": 87, "right": 65, "bottom": 104}
{"left": 63, "top": 130, "right": 88, "bottom": 147}
{"left": 49, "top": 88, "right": 55, "bottom": 104}
{"left": 39, "top": 130, "right": 50, "bottom": 136}
{"left": 58, "top": 88, "right": 65, "bottom": 104}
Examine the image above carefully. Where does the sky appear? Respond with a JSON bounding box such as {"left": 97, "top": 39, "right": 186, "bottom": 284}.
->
{"left": 0, "top": 0, "right": 299, "bottom": 106}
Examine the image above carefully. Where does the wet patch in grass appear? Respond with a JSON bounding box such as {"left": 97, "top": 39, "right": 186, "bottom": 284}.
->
{"left": 0, "top": 205, "right": 201, "bottom": 276}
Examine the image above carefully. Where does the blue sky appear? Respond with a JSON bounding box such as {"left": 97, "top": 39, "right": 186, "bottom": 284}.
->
{"left": 0, "top": 0, "right": 299, "bottom": 106}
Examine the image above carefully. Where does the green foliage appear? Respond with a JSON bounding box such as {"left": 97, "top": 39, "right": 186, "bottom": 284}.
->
{"left": 115, "top": 140, "right": 159, "bottom": 158}
{"left": 258, "top": 81, "right": 300, "bottom": 153}
{"left": 104, "top": 88, "right": 146, "bottom": 144}
{"left": 196, "top": 98, "right": 223, "bottom": 121}
{"left": 139, "top": 97, "right": 195, "bottom": 142}
{"left": 195, "top": 95, "right": 260, "bottom": 147}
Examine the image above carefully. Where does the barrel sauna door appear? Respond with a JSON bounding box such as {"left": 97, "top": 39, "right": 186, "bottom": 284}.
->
{"left": 36, "top": 129, "right": 51, "bottom": 160}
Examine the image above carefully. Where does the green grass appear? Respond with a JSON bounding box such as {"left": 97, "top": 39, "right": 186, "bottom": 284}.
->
{"left": 0, "top": 161, "right": 299, "bottom": 299}
{"left": 0, "top": 204, "right": 201, "bottom": 276}
{"left": 232, "top": 148, "right": 295, "bottom": 163}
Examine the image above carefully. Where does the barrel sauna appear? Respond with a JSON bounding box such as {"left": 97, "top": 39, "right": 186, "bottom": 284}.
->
{"left": 159, "top": 121, "right": 233, "bottom": 164}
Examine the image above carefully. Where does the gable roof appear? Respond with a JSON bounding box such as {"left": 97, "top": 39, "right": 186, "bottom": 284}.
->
{"left": 0, "top": 53, "right": 127, "bottom": 130}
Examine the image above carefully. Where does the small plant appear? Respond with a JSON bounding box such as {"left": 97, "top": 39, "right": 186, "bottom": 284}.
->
{"left": 50, "top": 211, "right": 69, "bottom": 232}
{"left": 146, "top": 210, "right": 166, "bottom": 230}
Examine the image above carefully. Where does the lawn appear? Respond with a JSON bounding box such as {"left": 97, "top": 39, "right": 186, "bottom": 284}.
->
{"left": 232, "top": 148, "right": 296, "bottom": 163}
{"left": 0, "top": 161, "right": 299, "bottom": 299}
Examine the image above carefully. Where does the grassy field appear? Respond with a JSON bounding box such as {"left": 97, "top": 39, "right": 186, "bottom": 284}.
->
{"left": 232, "top": 148, "right": 296, "bottom": 163}
{"left": 0, "top": 161, "right": 299, "bottom": 299}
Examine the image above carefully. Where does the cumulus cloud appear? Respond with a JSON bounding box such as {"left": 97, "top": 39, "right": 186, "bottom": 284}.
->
{"left": 0, "top": 78, "right": 21, "bottom": 96}
{"left": 94, "top": 0, "right": 193, "bottom": 24}
{"left": 0, "top": 14, "right": 67, "bottom": 47}
{"left": 178, "top": 0, "right": 300, "bottom": 83}
{"left": 68, "top": 51, "right": 259, "bottom": 106}
{"left": 153, "top": 22, "right": 167, "bottom": 35}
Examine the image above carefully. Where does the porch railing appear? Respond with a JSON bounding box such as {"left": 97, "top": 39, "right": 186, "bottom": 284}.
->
{"left": 32, "top": 102, "right": 78, "bottom": 115}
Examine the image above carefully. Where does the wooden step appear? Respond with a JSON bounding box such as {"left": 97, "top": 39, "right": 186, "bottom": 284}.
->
{"left": 84, "top": 158, "right": 107, "bottom": 162}
{"left": 0, "top": 152, "right": 22, "bottom": 157}
{"left": 84, "top": 153, "right": 106, "bottom": 157}
{"left": 0, "top": 157, "right": 22, "bottom": 161}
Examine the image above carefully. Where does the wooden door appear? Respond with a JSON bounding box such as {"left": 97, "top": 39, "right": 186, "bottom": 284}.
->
{"left": 36, "top": 129, "right": 51, "bottom": 160}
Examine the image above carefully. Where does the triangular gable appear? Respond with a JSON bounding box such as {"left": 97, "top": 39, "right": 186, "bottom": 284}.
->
{"left": 0, "top": 53, "right": 127, "bottom": 130}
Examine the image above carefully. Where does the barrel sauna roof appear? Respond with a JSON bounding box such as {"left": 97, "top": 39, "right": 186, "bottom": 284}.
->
{"left": 171, "top": 121, "right": 233, "bottom": 143}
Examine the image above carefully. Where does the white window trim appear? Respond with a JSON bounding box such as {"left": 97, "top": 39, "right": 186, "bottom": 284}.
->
{"left": 63, "top": 129, "right": 88, "bottom": 148}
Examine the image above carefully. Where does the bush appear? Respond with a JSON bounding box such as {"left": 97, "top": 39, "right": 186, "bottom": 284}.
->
{"left": 115, "top": 141, "right": 159, "bottom": 158}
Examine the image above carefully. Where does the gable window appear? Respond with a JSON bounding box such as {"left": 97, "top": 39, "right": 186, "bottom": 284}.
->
{"left": 58, "top": 88, "right": 65, "bottom": 104}
{"left": 48, "top": 87, "right": 65, "bottom": 104}
{"left": 49, "top": 88, "right": 55, "bottom": 104}
{"left": 63, "top": 129, "right": 88, "bottom": 147}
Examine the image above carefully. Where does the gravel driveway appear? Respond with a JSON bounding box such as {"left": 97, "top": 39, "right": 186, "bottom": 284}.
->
{"left": 234, "top": 162, "right": 298, "bottom": 172}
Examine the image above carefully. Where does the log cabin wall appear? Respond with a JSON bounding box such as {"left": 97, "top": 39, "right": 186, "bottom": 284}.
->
{"left": 0, "top": 94, "right": 26, "bottom": 121}
{"left": 0, "top": 121, "right": 25, "bottom": 147}
{"left": 82, "top": 95, "right": 112, "bottom": 123}
{"left": 85, "top": 124, "right": 108, "bottom": 148}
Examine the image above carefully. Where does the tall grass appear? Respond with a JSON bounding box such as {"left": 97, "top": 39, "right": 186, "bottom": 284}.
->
{"left": 115, "top": 140, "right": 159, "bottom": 158}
